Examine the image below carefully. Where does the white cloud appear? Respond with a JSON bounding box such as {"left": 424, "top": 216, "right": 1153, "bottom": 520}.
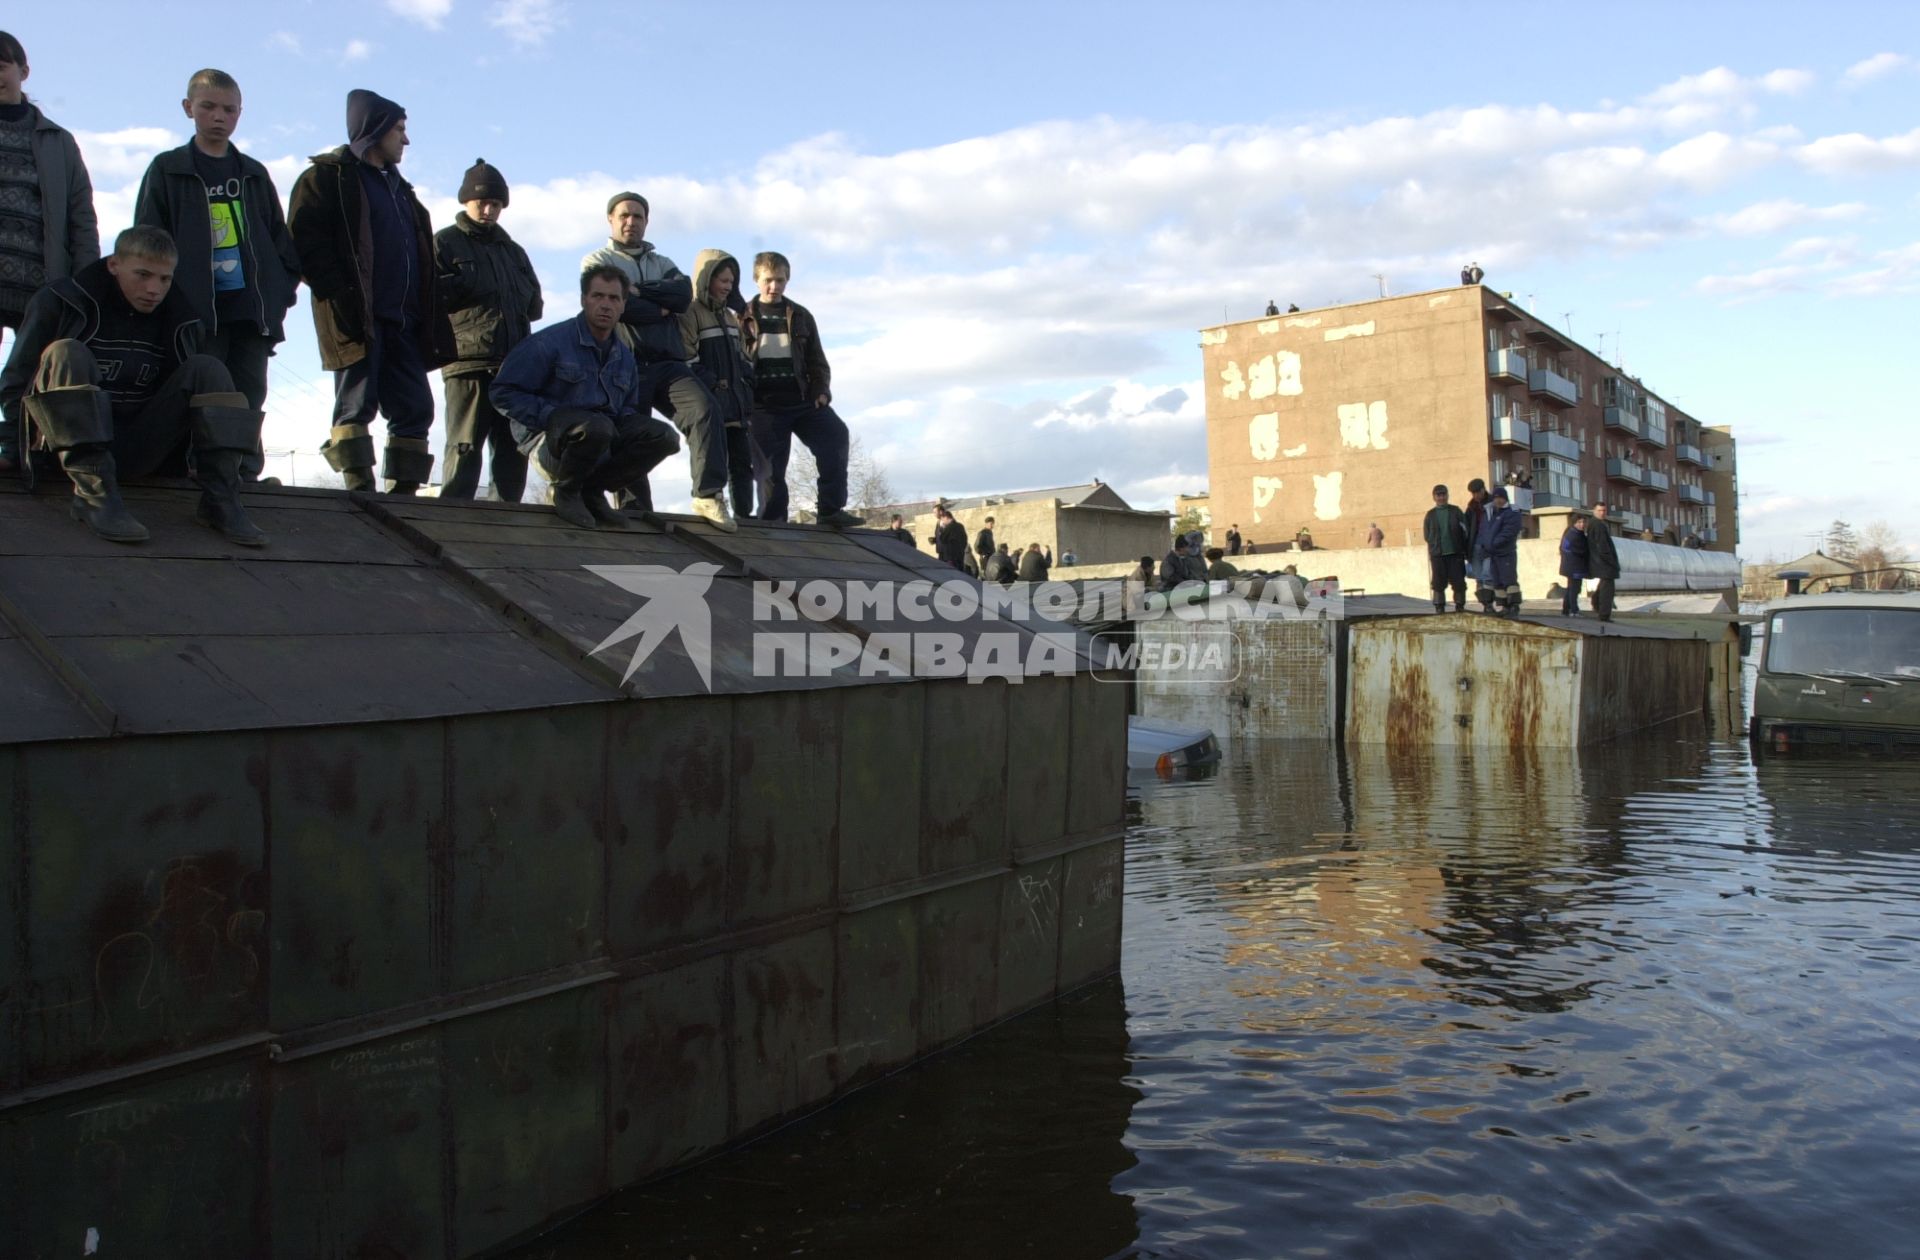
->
{"left": 71, "top": 127, "right": 180, "bottom": 183}
{"left": 343, "top": 39, "right": 374, "bottom": 64}
{"left": 1843, "top": 52, "right": 1911, "bottom": 85}
{"left": 387, "top": 0, "right": 454, "bottom": 27}
{"left": 267, "top": 30, "right": 302, "bottom": 55}
{"left": 1711, "top": 199, "right": 1868, "bottom": 236}
{"left": 1796, "top": 127, "right": 1920, "bottom": 175}
{"left": 490, "top": 0, "right": 566, "bottom": 47}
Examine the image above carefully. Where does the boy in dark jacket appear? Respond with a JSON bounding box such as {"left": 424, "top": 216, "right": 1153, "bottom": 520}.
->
{"left": 1423, "top": 483, "right": 1469, "bottom": 613}
{"left": 931, "top": 505, "right": 967, "bottom": 569}
{"left": 0, "top": 226, "right": 266, "bottom": 546}
{"left": 134, "top": 68, "right": 302, "bottom": 483}
{"left": 676, "top": 249, "right": 756, "bottom": 519}
{"left": 1473, "top": 486, "right": 1525, "bottom": 617}
{"left": 288, "top": 89, "right": 454, "bottom": 493}
{"left": 1586, "top": 501, "right": 1621, "bottom": 622}
{"left": 434, "top": 158, "right": 541, "bottom": 501}
{"left": 0, "top": 30, "right": 100, "bottom": 472}
{"left": 743, "top": 252, "right": 861, "bottom": 527}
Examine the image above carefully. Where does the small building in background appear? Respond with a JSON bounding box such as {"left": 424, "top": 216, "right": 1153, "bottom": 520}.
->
{"left": 1198, "top": 286, "right": 1740, "bottom": 556}
{"left": 873, "top": 482, "right": 1170, "bottom": 568}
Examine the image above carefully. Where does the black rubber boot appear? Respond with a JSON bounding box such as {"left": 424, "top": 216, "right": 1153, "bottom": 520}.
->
{"left": 189, "top": 393, "right": 268, "bottom": 547}
{"left": 321, "top": 423, "right": 376, "bottom": 492}
{"left": 1433, "top": 598, "right": 1446, "bottom": 614}
{"left": 383, "top": 438, "right": 434, "bottom": 496}
{"left": 28, "top": 388, "right": 149, "bottom": 543}
{"left": 581, "top": 488, "right": 631, "bottom": 530}
{"left": 551, "top": 481, "right": 595, "bottom": 529}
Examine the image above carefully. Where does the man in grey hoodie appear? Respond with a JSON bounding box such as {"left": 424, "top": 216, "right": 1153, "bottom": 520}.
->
{"left": 580, "top": 192, "right": 732, "bottom": 529}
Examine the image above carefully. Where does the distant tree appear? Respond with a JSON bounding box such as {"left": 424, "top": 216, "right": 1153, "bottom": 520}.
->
{"left": 1172, "top": 507, "right": 1206, "bottom": 538}
{"left": 1857, "top": 520, "right": 1902, "bottom": 588}
{"left": 785, "top": 435, "right": 895, "bottom": 516}
{"left": 1825, "top": 519, "right": 1859, "bottom": 562}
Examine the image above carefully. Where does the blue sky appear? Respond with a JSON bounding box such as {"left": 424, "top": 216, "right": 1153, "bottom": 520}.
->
{"left": 14, "top": 1, "right": 1920, "bottom": 558}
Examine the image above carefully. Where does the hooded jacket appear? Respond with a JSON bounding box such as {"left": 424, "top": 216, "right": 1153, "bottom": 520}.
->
{"left": 579, "top": 238, "right": 691, "bottom": 364}
{"left": 287, "top": 146, "right": 455, "bottom": 371}
{"left": 676, "top": 249, "right": 753, "bottom": 426}
{"left": 434, "top": 212, "right": 543, "bottom": 376}
{"left": 133, "top": 143, "right": 302, "bottom": 342}
{"left": 1559, "top": 524, "right": 1590, "bottom": 578}
{"left": 15, "top": 105, "right": 99, "bottom": 290}
{"left": 0, "top": 259, "right": 202, "bottom": 428}
{"left": 743, "top": 293, "right": 832, "bottom": 406}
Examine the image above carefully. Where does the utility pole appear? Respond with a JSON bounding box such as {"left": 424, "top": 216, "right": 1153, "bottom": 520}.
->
{"left": 1372, "top": 273, "right": 1389, "bottom": 298}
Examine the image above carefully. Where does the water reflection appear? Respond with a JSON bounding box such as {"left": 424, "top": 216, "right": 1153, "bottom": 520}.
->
{"left": 521, "top": 739, "right": 1920, "bottom": 1259}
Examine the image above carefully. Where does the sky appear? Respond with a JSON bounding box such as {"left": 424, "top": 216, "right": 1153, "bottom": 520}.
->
{"left": 13, "top": 0, "right": 1920, "bottom": 561}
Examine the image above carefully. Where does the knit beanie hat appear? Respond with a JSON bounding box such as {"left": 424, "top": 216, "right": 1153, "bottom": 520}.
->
{"left": 345, "top": 89, "right": 405, "bottom": 160}
{"left": 1489, "top": 485, "right": 1509, "bottom": 502}
{"left": 606, "top": 190, "right": 649, "bottom": 216}
{"left": 458, "top": 158, "right": 509, "bottom": 205}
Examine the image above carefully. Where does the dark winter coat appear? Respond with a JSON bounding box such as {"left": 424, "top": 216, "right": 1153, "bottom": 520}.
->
{"left": 21, "top": 105, "right": 99, "bottom": 285}
{"left": 1017, "top": 549, "right": 1050, "bottom": 581}
{"left": 1559, "top": 526, "right": 1590, "bottom": 579}
{"left": 1423, "top": 503, "right": 1468, "bottom": 557}
{"left": 1586, "top": 518, "right": 1621, "bottom": 580}
{"left": 0, "top": 259, "right": 202, "bottom": 428}
{"left": 1475, "top": 504, "right": 1524, "bottom": 589}
{"left": 974, "top": 526, "right": 995, "bottom": 560}
{"left": 933, "top": 518, "right": 967, "bottom": 569}
{"left": 434, "top": 211, "right": 542, "bottom": 376}
{"left": 287, "top": 146, "right": 455, "bottom": 371}
{"left": 134, "top": 143, "right": 302, "bottom": 342}
{"left": 743, "top": 295, "right": 833, "bottom": 404}
{"left": 676, "top": 249, "right": 754, "bottom": 426}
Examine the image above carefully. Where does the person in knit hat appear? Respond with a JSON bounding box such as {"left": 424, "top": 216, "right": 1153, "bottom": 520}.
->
{"left": 287, "top": 88, "right": 453, "bottom": 493}
{"left": 433, "top": 157, "right": 541, "bottom": 501}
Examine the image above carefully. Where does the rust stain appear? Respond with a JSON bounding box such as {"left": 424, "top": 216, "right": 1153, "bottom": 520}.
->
{"left": 1506, "top": 643, "right": 1543, "bottom": 748}
{"left": 1386, "top": 635, "right": 1434, "bottom": 751}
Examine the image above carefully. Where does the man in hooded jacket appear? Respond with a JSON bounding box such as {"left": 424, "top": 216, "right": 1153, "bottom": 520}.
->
{"left": 288, "top": 88, "right": 454, "bottom": 494}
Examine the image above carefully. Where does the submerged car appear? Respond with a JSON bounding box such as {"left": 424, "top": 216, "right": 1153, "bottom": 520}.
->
{"left": 1751, "top": 589, "right": 1920, "bottom": 752}
{"left": 1127, "top": 715, "right": 1222, "bottom": 779}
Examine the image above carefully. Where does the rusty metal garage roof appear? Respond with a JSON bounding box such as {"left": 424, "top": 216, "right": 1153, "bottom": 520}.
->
{"left": 0, "top": 482, "right": 1097, "bottom": 745}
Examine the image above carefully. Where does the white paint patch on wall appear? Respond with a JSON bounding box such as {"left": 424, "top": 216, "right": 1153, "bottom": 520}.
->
{"left": 1200, "top": 328, "right": 1228, "bottom": 345}
{"left": 1248, "top": 355, "right": 1277, "bottom": 400}
{"left": 1251, "top": 475, "right": 1283, "bottom": 523}
{"left": 1285, "top": 316, "right": 1322, "bottom": 329}
{"left": 1324, "top": 321, "right": 1376, "bottom": 342}
{"left": 1219, "top": 360, "right": 1245, "bottom": 400}
{"left": 1313, "top": 471, "right": 1344, "bottom": 521}
{"left": 1256, "top": 319, "right": 1282, "bottom": 334}
{"left": 1249, "top": 412, "right": 1280, "bottom": 460}
{"left": 1336, "top": 401, "right": 1390, "bottom": 450}
{"left": 1282, "top": 443, "right": 1307, "bottom": 458}
{"left": 1276, "top": 350, "right": 1302, "bottom": 396}
{"left": 1428, "top": 294, "right": 1453, "bottom": 308}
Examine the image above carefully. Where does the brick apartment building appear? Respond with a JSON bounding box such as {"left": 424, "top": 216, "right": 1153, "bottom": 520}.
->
{"left": 1200, "top": 286, "right": 1739, "bottom": 554}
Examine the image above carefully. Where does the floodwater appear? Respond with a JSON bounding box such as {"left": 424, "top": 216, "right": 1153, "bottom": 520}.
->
{"left": 514, "top": 736, "right": 1920, "bottom": 1259}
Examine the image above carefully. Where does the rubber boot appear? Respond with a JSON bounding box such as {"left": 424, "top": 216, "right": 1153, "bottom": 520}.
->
{"left": 26, "top": 388, "right": 149, "bottom": 543}
{"left": 189, "top": 392, "right": 268, "bottom": 547}
{"left": 1433, "top": 597, "right": 1446, "bottom": 614}
{"left": 321, "top": 423, "right": 376, "bottom": 492}
{"left": 550, "top": 480, "right": 596, "bottom": 529}
{"left": 581, "top": 488, "right": 632, "bottom": 530}
{"left": 383, "top": 438, "right": 434, "bottom": 496}
{"left": 617, "top": 480, "right": 656, "bottom": 518}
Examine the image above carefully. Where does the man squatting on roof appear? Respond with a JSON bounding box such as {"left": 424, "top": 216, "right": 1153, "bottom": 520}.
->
{"left": 489, "top": 264, "right": 680, "bottom": 530}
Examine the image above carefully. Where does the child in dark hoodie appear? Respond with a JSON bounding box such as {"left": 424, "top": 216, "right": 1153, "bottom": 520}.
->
{"left": 676, "top": 249, "right": 756, "bottom": 519}
{"left": 0, "top": 30, "right": 101, "bottom": 472}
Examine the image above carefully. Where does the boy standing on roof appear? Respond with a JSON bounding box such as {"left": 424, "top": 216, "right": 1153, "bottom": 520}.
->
{"left": 741, "top": 251, "right": 861, "bottom": 526}
{"left": 135, "top": 68, "right": 301, "bottom": 483}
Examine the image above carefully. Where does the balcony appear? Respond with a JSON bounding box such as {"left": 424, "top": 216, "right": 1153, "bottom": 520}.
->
{"left": 1706, "top": 489, "right": 1717, "bottom": 506}
{"left": 1533, "top": 491, "right": 1579, "bottom": 508}
{"left": 1675, "top": 442, "right": 1707, "bottom": 467}
{"left": 1490, "top": 414, "right": 1532, "bottom": 447}
{"left": 1646, "top": 516, "right": 1668, "bottom": 536}
{"left": 1606, "top": 457, "right": 1645, "bottom": 485}
{"left": 1645, "top": 468, "right": 1671, "bottom": 493}
{"left": 1530, "top": 429, "right": 1581, "bottom": 461}
{"left": 1603, "top": 406, "right": 1643, "bottom": 437}
{"left": 1614, "top": 509, "right": 1645, "bottom": 532}
{"left": 1701, "top": 527, "right": 1718, "bottom": 544}
{"left": 1528, "top": 365, "right": 1579, "bottom": 407}
{"left": 1678, "top": 483, "right": 1707, "bottom": 505}
{"left": 1640, "top": 423, "right": 1668, "bottom": 449}
{"left": 1488, "top": 348, "right": 1530, "bottom": 382}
